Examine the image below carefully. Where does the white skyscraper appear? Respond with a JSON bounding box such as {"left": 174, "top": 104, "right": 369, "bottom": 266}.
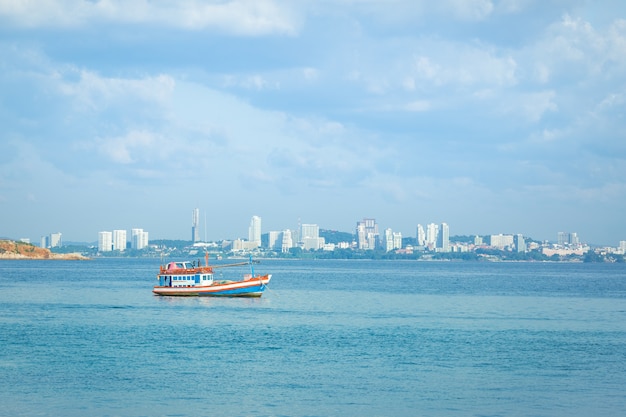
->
{"left": 268, "top": 231, "right": 281, "bottom": 250}
{"left": 249, "top": 215, "right": 261, "bottom": 248}
{"left": 515, "top": 234, "right": 526, "bottom": 253}
{"left": 356, "top": 218, "right": 378, "bottom": 250}
{"left": 301, "top": 223, "right": 323, "bottom": 250}
{"left": 438, "top": 223, "right": 450, "bottom": 252}
{"left": 98, "top": 231, "right": 113, "bottom": 252}
{"left": 490, "top": 234, "right": 514, "bottom": 249}
{"left": 426, "top": 223, "right": 439, "bottom": 249}
{"left": 393, "top": 232, "right": 402, "bottom": 250}
{"left": 384, "top": 228, "right": 394, "bottom": 252}
{"left": 417, "top": 224, "right": 426, "bottom": 246}
{"left": 281, "top": 229, "right": 293, "bottom": 253}
{"left": 41, "top": 233, "right": 62, "bottom": 248}
{"left": 131, "top": 228, "right": 149, "bottom": 250}
{"left": 49, "top": 232, "right": 62, "bottom": 248}
{"left": 113, "top": 229, "right": 127, "bottom": 251}
{"left": 192, "top": 208, "right": 200, "bottom": 243}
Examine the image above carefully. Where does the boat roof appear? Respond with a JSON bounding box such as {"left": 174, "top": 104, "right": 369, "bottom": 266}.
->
{"left": 167, "top": 261, "right": 193, "bottom": 270}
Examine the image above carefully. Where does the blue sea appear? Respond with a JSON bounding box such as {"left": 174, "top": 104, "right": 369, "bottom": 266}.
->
{"left": 1, "top": 258, "right": 625, "bottom": 417}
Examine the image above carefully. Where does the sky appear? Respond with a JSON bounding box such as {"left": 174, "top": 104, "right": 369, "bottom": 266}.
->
{"left": 1, "top": 0, "right": 625, "bottom": 246}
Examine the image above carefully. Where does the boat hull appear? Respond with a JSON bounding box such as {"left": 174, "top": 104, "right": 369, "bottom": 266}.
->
{"left": 153, "top": 274, "right": 271, "bottom": 297}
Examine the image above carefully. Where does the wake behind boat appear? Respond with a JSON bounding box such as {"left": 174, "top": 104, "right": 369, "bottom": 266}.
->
{"left": 153, "top": 255, "right": 271, "bottom": 297}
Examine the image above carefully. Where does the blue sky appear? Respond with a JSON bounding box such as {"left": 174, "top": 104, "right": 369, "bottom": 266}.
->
{"left": 1, "top": 0, "right": 625, "bottom": 245}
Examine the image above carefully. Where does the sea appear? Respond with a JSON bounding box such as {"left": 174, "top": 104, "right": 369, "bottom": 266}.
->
{"left": 1, "top": 258, "right": 625, "bottom": 417}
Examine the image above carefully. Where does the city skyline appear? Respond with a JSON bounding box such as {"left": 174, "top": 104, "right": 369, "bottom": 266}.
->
{"left": 14, "top": 211, "right": 623, "bottom": 249}
{"left": 81, "top": 215, "right": 618, "bottom": 256}
{"left": 1, "top": 2, "right": 625, "bottom": 245}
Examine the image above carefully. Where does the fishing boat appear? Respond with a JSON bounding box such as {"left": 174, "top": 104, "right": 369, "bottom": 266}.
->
{"left": 153, "top": 254, "right": 271, "bottom": 297}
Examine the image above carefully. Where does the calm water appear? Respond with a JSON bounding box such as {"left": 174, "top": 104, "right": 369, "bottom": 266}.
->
{"left": 1, "top": 259, "right": 625, "bottom": 417}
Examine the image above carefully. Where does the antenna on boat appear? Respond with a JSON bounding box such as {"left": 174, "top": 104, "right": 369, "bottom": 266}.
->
{"left": 249, "top": 254, "right": 255, "bottom": 277}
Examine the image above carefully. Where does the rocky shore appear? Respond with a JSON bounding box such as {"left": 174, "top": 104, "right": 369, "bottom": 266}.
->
{"left": 0, "top": 240, "right": 89, "bottom": 260}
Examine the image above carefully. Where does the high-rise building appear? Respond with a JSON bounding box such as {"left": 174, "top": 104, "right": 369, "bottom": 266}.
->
{"left": 113, "top": 229, "right": 127, "bottom": 251}
{"left": 558, "top": 232, "right": 579, "bottom": 246}
{"left": 268, "top": 231, "right": 281, "bottom": 250}
{"left": 356, "top": 218, "right": 379, "bottom": 250}
{"left": 301, "top": 224, "right": 319, "bottom": 240}
{"left": 49, "top": 233, "right": 62, "bottom": 248}
{"left": 384, "top": 228, "right": 394, "bottom": 252}
{"left": 490, "top": 234, "right": 514, "bottom": 249}
{"left": 438, "top": 223, "right": 450, "bottom": 252}
{"left": 192, "top": 208, "right": 200, "bottom": 243}
{"left": 426, "top": 223, "right": 438, "bottom": 249}
{"left": 356, "top": 222, "right": 366, "bottom": 249}
{"left": 416, "top": 224, "right": 426, "bottom": 246}
{"left": 248, "top": 215, "right": 261, "bottom": 248}
{"left": 131, "top": 228, "right": 149, "bottom": 250}
{"left": 393, "top": 232, "right": 402, "bottom": 250}
{"left": 515, "top": 234, "right": 526, "bottom": 253}
{"left": 98, "top": 231, "right": 113, "bottom": 252}
{"left": 301, "top": 223, "right": 324, "bottom": 250}
{"left": 41, "top": 233, "right": 62, "bottom": 248}
{"left": 281, "top": 229, "right": 293, "bottom": 253}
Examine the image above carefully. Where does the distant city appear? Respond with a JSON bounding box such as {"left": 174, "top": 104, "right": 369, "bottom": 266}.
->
{"left": 30, "top": 208, "right": 626, "bottom": 261}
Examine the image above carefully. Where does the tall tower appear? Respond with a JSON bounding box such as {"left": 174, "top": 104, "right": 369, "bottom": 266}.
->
{"left": 131, "top": 228, "right": 149, "bottom": 250}
{"left": 281, "top": 229, "right": 293, "bottom": 253}
{"left": 426, "top": 223, "right": 438, "bottom": 249}
{"left": 438, "top": 223, "right": 450, "bottom": 252}
{"left": 356, "top": 218, "right": 379, "bottom": 250}
{"left": 49, "top": 232, "right": 62, "bottom": 248}
{"left": 515, "top": 234, "right": 526, "bottom": 253}
{"left": 249, "top": 215, "right": 261, "bottom": 247}
{"left": 384, "top": 228, "right": 394, "bottom": 252}
{"left": 301, "top": 224, "right": 322, "bottom": 250}
{"left": 416, "top": 224, "right": 426, "bottom": 246}
{"left": 113, "top": 229, "right": 127, "bottom": 251}
{"left": 98, "top": 231, "right": 113, "bottom": 252}
{"left": 192, "top": 208, "right": 200, "bottom": 243}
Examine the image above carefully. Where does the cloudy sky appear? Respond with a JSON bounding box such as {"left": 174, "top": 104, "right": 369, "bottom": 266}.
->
{"left": 1, "top": 0, "right": 625, "bottom": 245}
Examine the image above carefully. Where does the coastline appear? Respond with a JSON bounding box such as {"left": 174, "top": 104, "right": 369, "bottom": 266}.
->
{"left": 0, "top": 252, "right": 90, "bottom": 260}
{"left": 0, "top": 239, "right": 89, "bottom": 260}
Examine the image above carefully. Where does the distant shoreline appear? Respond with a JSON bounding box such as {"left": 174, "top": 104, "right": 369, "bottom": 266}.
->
{"left": 0, "top": 252, "right": 90, "bottom": 260}
{"left": 0, "top": 240, "right": 89, "bottom": 260}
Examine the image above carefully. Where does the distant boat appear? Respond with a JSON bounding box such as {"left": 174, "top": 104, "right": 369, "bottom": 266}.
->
{"left": 153, "top": 254, "right": 271, "bottom": 297}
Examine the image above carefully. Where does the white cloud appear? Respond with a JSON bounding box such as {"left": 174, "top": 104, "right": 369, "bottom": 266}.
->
{"left": 533, "top": 63, "right": 550, "bottom": 84}
{"left": 302, "top": 67, "right": 319, "bottom": 81}
{"left": 529, "top": 13, "right": 626, "bottom": 81}
{"left": 405, "top": 100, "right": 431, "bottom": 112}
{"left": 94, "top": 130, "right": 156, "bottom": 164}
{"left": 406, "top": 44, "right": 517, "bottom": 90}
{"left": 528, "top": 128, "right": 568, "bottom": 144}
{"left": 58, "top": 70, "right": 175, "bottom": 111}
{"left": 496, "top": 0, "right": 532, "bottom": 14}
{"left": 445, "top": 0, "right": 494, "bottom": 21}
{"left": 414, "top": 56, "right": 438, "bottom": 81}
{"left": 501, "top": 90, "right": 557, "bottom": 123}
{"left": 0, "top": 0, "right": 300, "bottom": 35}
{"left": 607, "top": 18, "right": 626, "bottom": 68}
{"left": 3, "top": 1, "right": 626, "bottom": 244}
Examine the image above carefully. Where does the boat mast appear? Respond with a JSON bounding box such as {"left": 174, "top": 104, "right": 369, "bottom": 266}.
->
{"left": 249, "top": 254, "right": 255, "bottom": 277}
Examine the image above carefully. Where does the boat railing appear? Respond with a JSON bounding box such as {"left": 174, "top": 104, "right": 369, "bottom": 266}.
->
{"left": 159, "top": 266, "right": 214, "bottom": 274}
